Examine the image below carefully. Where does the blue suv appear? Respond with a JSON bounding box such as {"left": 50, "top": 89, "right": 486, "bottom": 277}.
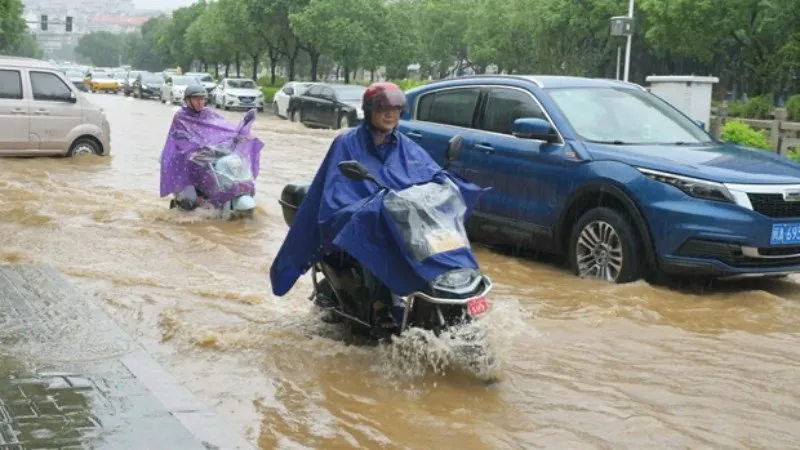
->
{"left": 397, "top": 75, "right": 800, "bottom": 283}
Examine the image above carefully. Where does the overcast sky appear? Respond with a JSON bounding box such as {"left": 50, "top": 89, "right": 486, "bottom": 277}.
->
{"left": 133, "top": 0, "right": 195, "bottom": 11}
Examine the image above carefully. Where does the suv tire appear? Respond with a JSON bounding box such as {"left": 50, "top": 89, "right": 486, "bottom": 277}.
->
{"left": 568, "top": 206, "right": 642, "bottom": 283}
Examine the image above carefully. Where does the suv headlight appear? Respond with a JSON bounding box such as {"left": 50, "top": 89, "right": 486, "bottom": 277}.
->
{"left": 637, "top": 168, "right": 734, "bottom": 203}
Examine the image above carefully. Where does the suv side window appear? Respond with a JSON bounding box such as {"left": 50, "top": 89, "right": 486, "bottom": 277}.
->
{"left": 30, "top": 71, "right": 72, "bottom": 102}
{"left": 0, "top": 70, "right": 23, "bottom": 100}
{"left": 417, "top": 88, "right": 480, "bottom": 128}
{"left": 480, "top": 87, "right": 548, "bottom": 135}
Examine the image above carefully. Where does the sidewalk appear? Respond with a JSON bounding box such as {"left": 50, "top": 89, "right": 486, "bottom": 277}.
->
{"left": 0, "top": 264, "right": 256, "bottom": 450}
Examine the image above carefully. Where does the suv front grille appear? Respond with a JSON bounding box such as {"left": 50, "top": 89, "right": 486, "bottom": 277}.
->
{"left": 747, "top": 193, "right": 800, "bottom": 218}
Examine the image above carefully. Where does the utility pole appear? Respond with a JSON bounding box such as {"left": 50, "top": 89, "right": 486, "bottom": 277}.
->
{"left": 610, "top": 10, "right": 635, "bottom": 82}
{"left": 623, "top": 0, "right": 635, "bottom": 82}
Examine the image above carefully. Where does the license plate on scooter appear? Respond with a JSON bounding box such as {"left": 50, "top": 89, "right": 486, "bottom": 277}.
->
{"left": 466, "top": 295, "right": 488, "bottom": 316}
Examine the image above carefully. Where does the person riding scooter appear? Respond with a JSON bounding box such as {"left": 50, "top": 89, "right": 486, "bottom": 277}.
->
{"left": 269, "top": 82, "right": 486, "bottom": 328}
{"left": 166, "top": 84, "right": 212, "bottom": 210}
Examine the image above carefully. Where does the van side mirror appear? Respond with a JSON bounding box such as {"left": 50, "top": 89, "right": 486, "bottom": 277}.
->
{"left": 69, "top": 91, "right": 77, "bottom": 103}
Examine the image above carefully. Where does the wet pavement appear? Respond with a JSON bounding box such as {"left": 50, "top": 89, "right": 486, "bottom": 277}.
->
{"left": 0, "top": 264, "right": 254, "bottom": 450}
{"left": 1, "top": 93, "right": 800, "bottom": 449}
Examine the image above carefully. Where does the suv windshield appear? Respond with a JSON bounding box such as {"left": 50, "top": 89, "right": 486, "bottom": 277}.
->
{"left": 227, "top": 79, "right": 256, "bottom": 89}
{"left": 547, "top": 87, "right": 713, "bottom": 145}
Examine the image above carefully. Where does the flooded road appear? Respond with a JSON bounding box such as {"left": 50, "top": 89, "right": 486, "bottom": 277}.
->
{"left": 2, "top": 93, "right": 800, "bottom": 449}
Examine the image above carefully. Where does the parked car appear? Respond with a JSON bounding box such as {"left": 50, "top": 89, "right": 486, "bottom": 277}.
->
{"left": 273, "top": 81, "right": 312, "bottom": 118}
{"left": 212, "top": 77, "right": 264, "bottom": 111}
{"left": 159, "top": 75, "right": 201, "bottom": 104}
{"left": 122, "top": 70, "right": 146, "bottom": 96}
{"left": 0, "top": 56, "right": 110, "bottom": 156}
{"left": 397, "top": 75, "right": 800, "bottom": 282}
{"left": 61, "top": 68, "right": 87, "bottom": 91}
{"left": 85, "top": 71, "right": 119, "bottom": 93}
{"left": 184, "top": 71, "right": 217, "bottom": 95}
{"left": 287, "top": 83, "right": 365, "bottom": 129}
{"left": 132, "top": 72, "right": 164, "bottom": 99}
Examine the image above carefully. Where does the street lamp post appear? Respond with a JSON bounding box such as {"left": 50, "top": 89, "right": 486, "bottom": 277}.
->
{"left": 610, "top": 5, "right": 635, "bottom": 81}
{"left": 623, "top": 0, "right": 635, "bottom": 82}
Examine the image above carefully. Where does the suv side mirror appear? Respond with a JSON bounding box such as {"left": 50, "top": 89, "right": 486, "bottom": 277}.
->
{"left": 512, "top": 118, "right": 558, "bottom": 143}
{"left": 285, "top": 87, "right": 294, "bottom": 96}
{"left": 68, "top": 91, "right": 77, "bottom": 103}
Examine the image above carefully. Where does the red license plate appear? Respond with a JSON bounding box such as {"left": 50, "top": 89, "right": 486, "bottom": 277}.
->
{"left": 466, "top": 296, "right": 488, "bottom": 316}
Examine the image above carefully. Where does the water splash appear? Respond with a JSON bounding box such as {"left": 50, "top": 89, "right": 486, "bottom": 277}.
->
{"left": 372, "top": 298, "right": 534, "bottom": 382}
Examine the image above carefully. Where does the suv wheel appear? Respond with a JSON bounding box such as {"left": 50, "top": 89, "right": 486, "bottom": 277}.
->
{"left": 568, "top": 207, "right": 641, "bottom": 283}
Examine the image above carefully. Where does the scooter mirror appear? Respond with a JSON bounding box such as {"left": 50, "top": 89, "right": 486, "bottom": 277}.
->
{"left": 444, "top": 135, "right": 464, "bottom": 169}
{"left": 337, "top": 160, "right": 371, "bottom": 181}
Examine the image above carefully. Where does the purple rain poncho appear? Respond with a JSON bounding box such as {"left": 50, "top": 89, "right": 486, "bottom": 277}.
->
{"left": 159, "top": 106, "right": 264, "bottom": 206}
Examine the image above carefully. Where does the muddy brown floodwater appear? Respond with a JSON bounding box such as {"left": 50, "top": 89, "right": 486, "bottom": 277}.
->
{"left": 2, "top": 94, "right": 800, "bottom": 449}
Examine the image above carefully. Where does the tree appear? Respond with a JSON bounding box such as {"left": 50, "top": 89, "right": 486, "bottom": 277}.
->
{"left": 290, "top": 0, "right": 381, "bottom": 83}
{"left": 220, "top": 0, "right": 269, "bottom": 80}
{"left": 1, "top": 0, "right": 39, "bottom": 56}
{"left": 163, "top": 2, "right": 207, "bottom": 70}
{"left": 75, "top": 32, "right": 124, "bottom": 67}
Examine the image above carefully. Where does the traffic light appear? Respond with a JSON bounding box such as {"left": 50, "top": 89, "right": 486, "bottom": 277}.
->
{"left": 40, "top": 15, "right": 48, "bottom": 31}
{"left": 66, "top": 16, "right": 73, "bottom": 32}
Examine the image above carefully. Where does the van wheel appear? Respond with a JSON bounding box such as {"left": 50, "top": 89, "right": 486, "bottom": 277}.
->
{"left": 68, "top": 138, "right": 101, "bottom": 157}
{"left": 568, "top": 207, "right": 641, "bottom": 283}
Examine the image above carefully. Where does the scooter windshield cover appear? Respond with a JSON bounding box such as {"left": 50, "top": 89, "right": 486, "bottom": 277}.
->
{"left": 269, "top": 124, "right": 491, "bottom": 297}
{"left": 383, "top": 179, "right": 470, "bottom": 261}
{"left": 160, "top": 106, "right": 263, "bottom": 206}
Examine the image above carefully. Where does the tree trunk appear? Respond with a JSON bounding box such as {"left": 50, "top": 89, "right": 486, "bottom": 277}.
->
{"left": 235, "top": 53, "right": 241, "bottom": 77}
{"left": 251, "top": 54, "right": 259, "bottom": 81}
{"left": 344, "top": 64, "right": 350, "bottom": 84}
{"left": 287, "top": 45, "right": 300, "bottom": 81}
{"left": 225, "top": 63, "right": 230, "bottom": 78}
{"left": 309, "top": 49, "right": 320, "bottom": 81}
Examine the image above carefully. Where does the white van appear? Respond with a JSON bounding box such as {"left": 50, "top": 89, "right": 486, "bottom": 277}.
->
{"left": 0, "top": 56, "right": 111, "bottom": 156}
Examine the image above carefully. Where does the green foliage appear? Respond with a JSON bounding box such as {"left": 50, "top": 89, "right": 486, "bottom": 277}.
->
{"left": 742, "top": 95, "right": 775, "bottom": 119}
{"left": 261, "top": 87, "right": 280, "bottom": 102}
{"left": 76, "top": 32, "right": 123, "bottom": 67}
{"left": 0, "top": 0, "right": 41, "bottom": 57}
{"left": 392, "top": 79, "right": 429, "bottom": 91}
{"left": 257, "top": 75, "right": 286, "bottom": 88}
{"left": 786, "top": 95, "right": 800, "bottom": 122}
{"left": 721, "top": 120, "right": 772, "bottom": 150}
{"left": 75, "top": 0, "right": 799, "bottom": 98}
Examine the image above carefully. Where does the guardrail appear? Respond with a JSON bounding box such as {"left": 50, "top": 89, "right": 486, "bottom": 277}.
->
{"left": 709, "top": 107, "right": 800, "bottom": 155}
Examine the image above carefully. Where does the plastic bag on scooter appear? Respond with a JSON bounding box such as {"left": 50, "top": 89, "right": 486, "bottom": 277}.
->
{"left": 160, "top": 106, "right": 263, "bottom": 206}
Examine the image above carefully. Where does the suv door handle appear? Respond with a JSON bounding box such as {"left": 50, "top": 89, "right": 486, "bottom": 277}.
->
{"left": 34, "top": 109, "right": 50, "bottom": 116}
{"left": 406, "top": 131, "right": 422, "bottom": 138}
{"left": 10, "top": 108, "right": 26, "bottom": 115}
{"left": 476, "top": 143, "right": 494, "bottom": 154}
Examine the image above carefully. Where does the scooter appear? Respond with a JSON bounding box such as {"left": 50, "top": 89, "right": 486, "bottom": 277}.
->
{"left": 278, "top": 137, "right": 493, "bottom": 342}
{"left": 169, "top": 145, "right": 257, "bottom": 219}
